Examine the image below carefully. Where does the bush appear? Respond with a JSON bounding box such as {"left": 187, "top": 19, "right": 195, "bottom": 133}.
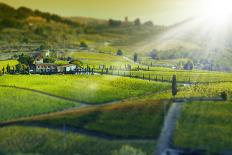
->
{"left": 112, "top": 145, "right": 146, "bottom": 155}
{"left": 116, "top": 50, "right": 123, "bottom": 56}
{"left": 220, "top": 91, "right": 228, "bottom": 101}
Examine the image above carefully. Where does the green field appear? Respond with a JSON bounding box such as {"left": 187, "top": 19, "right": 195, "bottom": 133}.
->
{"left": 0, "top": 60, "right": 18, "bottom": 70}
{"left": 0, "top": 75, "right": 170, "bottom": 104}
{"left": 173, "top": 101, "right": 232, "bottom": 153}
{"left": 107, "top": 69, "right": 232, "bottom": 83}
{"left": 13, "top": 98, "right": 170, "bottom": 139}
{"left": 151, "top": 82, "right": 232, "bottom": 100}
{"left": 0, "top": 87, "right": 80, "bottom": 121}
{"left": 66, "top": 51, "right": 131, "bottom": 66}
{"left": 0, "top": 126, "right": 155, "bottom": 155}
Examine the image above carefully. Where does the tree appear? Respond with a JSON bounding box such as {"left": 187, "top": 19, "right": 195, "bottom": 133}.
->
{"left": 144, "top": 21, "right": 154, "bottom": 27}
{"left": 134, "top": 18, "right": 141, "bottom": 26}
{"left": 221, "top": 91, "right": 228, "bottom": 101}
{"left": 80, "top": 41, "right": 88, "bottom": 49}
{"left": 2, "top": 67, "right": 4, "bottom": 74}
{"left": 16, "top": 63, "right": 23, "bottom": 73}
{"left": 70, "top": 60, "right": 83, "bottom": 67}
{"left": 18, "top": 53, "right": 34, "bottom": 66}
{"left": 172, "top": 75, "right": 178, "bottom": 98}
{"left": 43, "top": 57, "right": 55, "bottom": 63}
{"left": 6, "top": 64, "right": 10, "bottom": 73}
{"left": 149, "top": 49, "right": 157, "bottom": 59}
{"left": 116, "top": 49, "right": 123, "bottom": 56}
{"left": 133, "top": 53, "right": 138, "bottom": 62}
{"left": 109, "top": 19, "right": 122, "bottom": 27}
{"left": 184, "top": 60, "right": 194, "bottom": 70}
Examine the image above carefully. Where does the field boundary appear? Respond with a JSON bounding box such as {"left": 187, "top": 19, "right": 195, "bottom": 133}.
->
{"left": 0, "top": 87, "right": 171, "bottom": 124}
{"left": 96, "top": 72, "right": 232, "bottom": 85}
{"left": 0, "top": 84, "right": 88, "bottom": 104}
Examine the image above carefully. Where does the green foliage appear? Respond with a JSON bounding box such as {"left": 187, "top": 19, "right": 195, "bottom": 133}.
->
{"left": 134, "top": 53, "right": 138, "bottom": 62}
{"left": 15, "top": 63, "right": 23, "bottom": 73}
{"left": 0, "top": 75, "right": 170, "bottom": 104}
{"left": 70, "top": 60, "right": 83, "bottom": 67}
{"left": 0, "top": 87, "right": 80, "bottom": 121}
{"left": 43, "top": 57, "right": 55, "bottom": 63}
{"left": 149, "top": 49, "right": 157, "bottom": 59}
{"left": 30, "top": 99, "right": 168, "bottom": 138}
{"left": 172, "top": 75, "right": 177, "bottom": 97}
{"left": 109, "top": 19, "right": 122, "bottom": 27}
{"left": 116, "top": 49, "right": 123, "bottom": 56}
{"left": 0, "top": 126, "right": 155, "bottom": 155}
{"left": 0, "top": 60, "right": 18, "bottom": 72}
{"left": 112, "top": 145, "right": 146, "bottom": 155}
{"left": 134, "top": 18, "right": 141, "bottom": 26}
{"left": 144, "top": 21, "right": 154, "bottom": 27}
{"left": 184, "top": 60, "right": 194, "bottom": 70}
{"left": 173, "top": 101, "right": 232, "bottom": 153}
{"left": 80, "top": 41, "right": 88, "bottom": 48}
{"left": 17, "top": 53, "right": 34, "bottom": 66}
{"left": 220, "top": 91, "right": 228, "bottom": 101}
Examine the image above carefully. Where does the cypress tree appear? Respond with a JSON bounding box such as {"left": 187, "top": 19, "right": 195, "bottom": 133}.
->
{"left": 172, "top": 75, "right": 178, "bottom": 98}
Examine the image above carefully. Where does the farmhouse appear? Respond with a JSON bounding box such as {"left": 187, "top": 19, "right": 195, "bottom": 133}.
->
{"left": 57, "top": 64, "right": 77, "bottom": 73}
{"left": 35, "top": 63, "right": 57, "bottom": 73}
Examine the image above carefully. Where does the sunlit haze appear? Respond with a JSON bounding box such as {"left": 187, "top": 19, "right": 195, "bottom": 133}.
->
{"left": 0, "top": 0, "right": 231, "bottom": 25}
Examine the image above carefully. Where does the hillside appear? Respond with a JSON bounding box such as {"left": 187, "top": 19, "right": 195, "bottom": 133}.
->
{"left": 2, "top": 3, "right": 232, "bottom": 71}
{"left": 0, "top": 3, "right": 165, "bottom": 54}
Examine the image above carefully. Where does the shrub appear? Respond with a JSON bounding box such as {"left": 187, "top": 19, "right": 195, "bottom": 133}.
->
{"left": 112, "top": 145, "right": 146, "bottom": 155}
{"left": 220, "top": 91, "right": 228, "bottom": 101}
{"left": 116, "top": 50, "right": 123, "bottom": 56}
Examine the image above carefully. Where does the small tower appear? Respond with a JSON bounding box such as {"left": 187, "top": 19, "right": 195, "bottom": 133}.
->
{"left": 124, "top": 16, "right": 128, "bottom": 23}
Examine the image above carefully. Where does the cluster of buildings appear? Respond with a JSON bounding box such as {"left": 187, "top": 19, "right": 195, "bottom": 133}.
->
{"left": 34, "top": 56, "right": 77, "bottom": 74}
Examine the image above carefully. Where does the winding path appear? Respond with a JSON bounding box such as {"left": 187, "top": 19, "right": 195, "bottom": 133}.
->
{"left": 154, "top": 102, "right": 183, "bottom": 155}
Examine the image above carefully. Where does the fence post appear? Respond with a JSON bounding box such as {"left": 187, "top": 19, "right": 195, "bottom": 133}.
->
{"left": 149, "top": 74, "right": 150, "bottom": 81}
{"left": 143, "top": 74, "right": 144, "bottom": 80}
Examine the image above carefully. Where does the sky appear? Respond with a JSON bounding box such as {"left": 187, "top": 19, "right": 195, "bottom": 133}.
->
{"left": 0, "top": 0, "right": 209, "bottom": 25}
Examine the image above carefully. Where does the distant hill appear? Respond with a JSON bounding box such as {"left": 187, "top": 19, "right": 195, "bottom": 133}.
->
{"left": 0, "top": 2, "right": 165, "bottom": 52}
{"left": 69, "top": 16, "right": 108, "bottom": 25}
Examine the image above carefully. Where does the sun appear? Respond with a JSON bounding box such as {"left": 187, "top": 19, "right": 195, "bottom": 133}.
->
{"left": 202, "top": 0, "right": 232, "bottom": 22}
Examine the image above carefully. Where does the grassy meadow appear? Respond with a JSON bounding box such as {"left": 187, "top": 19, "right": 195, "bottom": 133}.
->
{"left": 13, "top": 98, "right": 170, "bottom": 139}
{"left": 66, "top": 51, "right": 131, "bottom": 66}
{"left": 109, "top": 69, "right": 232, "bottom": 83}
{"left": 0, "top": 126, "right": 155, "bottom": 155}
{"left": 0, "top": 87, "right": 80, "bottom": 121}
{"left": 0, "top": 60, "right": 18, "bottom": 70}
{"left": 0, "top": 75, "right": 170, "bottom": 104}
{"left": 173, "top": 101, "right": 232, "bottom": 153}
